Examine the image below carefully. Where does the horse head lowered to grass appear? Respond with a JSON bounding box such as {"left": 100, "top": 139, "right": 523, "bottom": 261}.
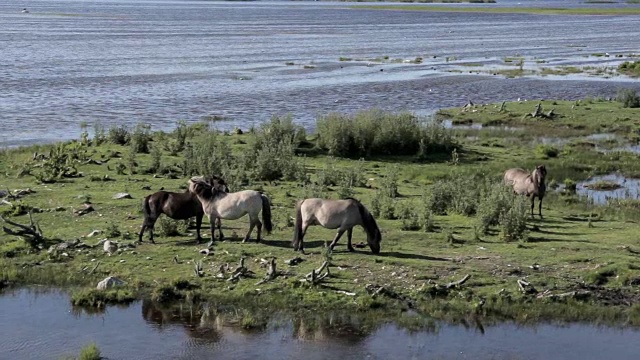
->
{"left": 188, "top": 176, "right": 272, "bottom": 243}
{"left": 138, "top": 175, "right": 228, "bottom": 244}
{"left": 292, "top": 197, "right": 381, "bottom": 254}
{"left": 504, "top": 164, "right": 547, "bottom": 218}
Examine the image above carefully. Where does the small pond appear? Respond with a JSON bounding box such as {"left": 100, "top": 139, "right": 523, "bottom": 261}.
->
{"left": 575, "top": 174, "right": 640, "bottom": 205}
{"left": 1, "top": 288, "right": 640, "bottom": 360}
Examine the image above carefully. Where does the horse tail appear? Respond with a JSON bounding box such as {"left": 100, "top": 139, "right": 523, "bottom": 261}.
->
{"left": 292, "top": 200, "right": 304, "bottom": 249}
{"left": 142, "top": 195, "right": 154, "bottom": 227}
{"left": 261, "top": 193, "right": 273, "bottom": 234}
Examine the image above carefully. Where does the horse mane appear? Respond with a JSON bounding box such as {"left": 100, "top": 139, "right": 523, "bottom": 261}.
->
{"left": 349, "top": 198, "right": 380, "bottom": 240}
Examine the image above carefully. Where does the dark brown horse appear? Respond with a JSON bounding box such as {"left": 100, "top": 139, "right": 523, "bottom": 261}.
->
{"left": 138, "top": 176, "right": 228, "bottom": 243}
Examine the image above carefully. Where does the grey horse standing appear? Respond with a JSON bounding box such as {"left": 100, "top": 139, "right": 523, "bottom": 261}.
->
{"left": 504, "top": 165, "right": 547, "bottom": 218}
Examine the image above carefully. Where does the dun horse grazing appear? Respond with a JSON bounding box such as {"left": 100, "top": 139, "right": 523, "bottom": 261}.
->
{"left": 138, "top": 176, "right": 228, "bottom": 244}
{"left": 504, "top": 165, "right": 547, "bottom": 218}
{"left": 292, "top": 198, "right": 381, "bottom": 254}
{"left": 188, "top": 177, "right": 272, "bottom": 243}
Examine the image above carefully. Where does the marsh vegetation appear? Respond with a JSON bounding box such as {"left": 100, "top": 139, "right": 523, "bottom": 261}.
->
{"left": 3, "top": 99, "right": 640, "bottom": 330}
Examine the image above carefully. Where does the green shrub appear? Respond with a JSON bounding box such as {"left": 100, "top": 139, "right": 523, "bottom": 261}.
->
{"left": 476, "top": 182, "right": 515, "bottom": 234}
{"left": 398, "top": 202, "right": 421, "bottom": 231}
{"left": 316, "top": 110, "right": 456, "bottom": 158}
{"left": 499, "top": 196, "right": 529, "bottom": 241}
{"left": 371, "top": 191, "right": 395, "bottom": 220}
{"left": 108, "top": 125, "right": 130, "bottom": 145}
{"left": 421, "top": 207, "right": 435, "bottom": 232}
{"left": 148, "top": 145, "right": 163, "bottom": 174}
{"left": 158, "top": 218, "right": 187, "bottom": 237}
{"left": 535, "top": 144, "right": 560, "bottom": 159}
{"left": 130, "top": 124, "right": 152, "bottom": 153}
{"left": 78, "top": 343, "right": 101, "bottom": 360}
{"left": 616, "top": 88, "right": 640, "bottom": 108}
{"left": 92, "top": 123, "right": 107, "bottom": 146}
{"left": 563, "top": 178, "right": 577, "bottom": 194}
{"left": 617, "top": 61, "right": 640, "bottom": 77}
{"left": 105, "top": 223, "right": 121, "bottom": 238}
{"left": 425, "top": 181, "right": 454, "bottom": 215}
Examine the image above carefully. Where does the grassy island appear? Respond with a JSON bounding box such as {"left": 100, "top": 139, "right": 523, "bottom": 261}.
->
{"left": 3, "top": 94, "right": 640, "bottom": 330}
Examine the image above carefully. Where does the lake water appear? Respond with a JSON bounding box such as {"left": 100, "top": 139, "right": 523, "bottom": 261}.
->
{"left": 1, "top": 288, "right": 640, "bottom": 360}
{"left": 2, "top": 0, "right": 640, "bottom": 147}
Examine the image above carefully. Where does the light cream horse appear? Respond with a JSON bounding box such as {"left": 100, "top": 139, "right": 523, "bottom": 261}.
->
{"left": 292, "top": 198, "right": 381, "bottom": 254}
{"left": 188, "top": 177, "right": 272, "bottom": 243}
{"left": 504, "top": 165, "right": 547, "bottom": 218}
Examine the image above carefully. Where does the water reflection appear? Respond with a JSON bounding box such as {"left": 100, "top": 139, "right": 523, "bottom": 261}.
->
{"left": 3, "top": 288, "right": 640, "bottom": 359}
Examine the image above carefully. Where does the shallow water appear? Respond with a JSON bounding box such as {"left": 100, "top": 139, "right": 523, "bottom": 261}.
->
{"left": 1, "top": 288, "right": 640, "bottom": 360}
{"left": 577, "top": 173, "right": 640, "bottom": 204}
{"left": 2, "top": 0, "right": 640, "bottom": 146}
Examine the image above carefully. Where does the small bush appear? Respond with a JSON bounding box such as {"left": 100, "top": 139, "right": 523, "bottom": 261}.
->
{"left": 371, "top": 191, "right": 395, "bottom": 220}
{"left": 108, "top": 125, "right": 130, "bottom": 145}
{"left": 93, "top": 123, "right": 107, "bottom": 146}
{"left": 158, "top": 218, "right": 187, "bottom": 237}
{"left": 563, "top": 178, "right": 577, "bottom": 194}
{"left": 105, "top": 223, "right": 121, "bottom": 238}
{"left": 535, "top": 144, "right": 559, "bottom": 159}
{"left": 148, "top": 145, "right": 163, "bottom": 174}
{"left": 616, "top": 88, "right": 640, "bottom": 108}
{"left": 398, "top": 202, "right": 421, "bottom": 231}
{"left": 476, "top": 182, "right": 516, "bottom": 235}
{"left": 425, "top": 181, "right": 454, "bottom": 215}
{"left": 130, "top": 124, "right": 152, "bottom": 153}
{"left": 78, "top": 343, "right": 101, "bottom": 360}
{"left": 421, "top": 208, "right": 435, "bottom": 232}
{"left": 499, "top": 196, "right": 529, "bottom": 241}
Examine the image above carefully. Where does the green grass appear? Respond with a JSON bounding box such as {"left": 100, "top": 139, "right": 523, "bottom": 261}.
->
{"left": 351, "top": 5, "right": 640, "bottom": 15}
{"left": 3, "top": 105, "right": 640, "bottom": 328}
{"left": 78, "top": 343, "right": 101, "bottom": 360}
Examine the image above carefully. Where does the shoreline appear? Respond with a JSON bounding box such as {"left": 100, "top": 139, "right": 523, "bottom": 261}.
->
{"left": 3, "top": 98, "right": 640, "bottom": 327}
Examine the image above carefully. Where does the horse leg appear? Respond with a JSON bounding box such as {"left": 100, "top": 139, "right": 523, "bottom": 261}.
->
{"left": 243, "top": 215, "right": 257, "bottom": 243}
{"left": 530, "top": 198, "right": 535, "bottom": 218}
{"left": 217, "top": 217, "right": 224, "bottom": 241}
{"left": 255, "top": 219, "right": 263, "bottom": 243}
{"left": 329, "top": 230, "right": 346, "bottom": 251}
{"left": 209, "top": 216, "right": 216, "bottom": 242}
{"left": 195, "top": 214, "right": 203, "bottom": 243}
{"left": 138, "top": 224, "right": 146, "bottom": 243}
{"left": 538, "top": 197, "right": 544, "bottom": 219}
{"left": 347, "top": 228, "right": 354, "bottom": 252}
{"left": 297, "top": 223, "right": 310, "bottom": 254}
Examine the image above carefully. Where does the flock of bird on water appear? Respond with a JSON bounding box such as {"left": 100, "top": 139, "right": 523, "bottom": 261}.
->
{"left": 137, "top": 165, "right": 547, "bottom": 255}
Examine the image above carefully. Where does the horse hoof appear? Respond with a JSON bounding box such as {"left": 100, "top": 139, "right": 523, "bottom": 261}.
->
{"left": 348, "top": 247, "right": 355, "bottom": 252}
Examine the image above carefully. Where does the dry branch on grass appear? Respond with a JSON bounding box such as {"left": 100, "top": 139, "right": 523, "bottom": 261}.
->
{"left": 301, "top": 261, "right": 330, "bottom": 285}
{"left": 1, "top": 212, "right": 45, "bottom": 249}
{"left": 255, "top": 258, "right": 278, "bottom": 285}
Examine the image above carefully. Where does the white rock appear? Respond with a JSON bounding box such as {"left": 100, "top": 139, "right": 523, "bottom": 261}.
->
{"left": 113, "top": 193, "right": 133, "bottom": 200}
{"left": 96, "top": 276, "right": 125, "bottom": 290}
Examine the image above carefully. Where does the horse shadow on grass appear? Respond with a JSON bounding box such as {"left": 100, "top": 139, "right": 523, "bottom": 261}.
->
{"left": 526, "top": 236, "right": 594, "bottom": 244}
{"left": 378, "top": 251, "right": 451, "bottom": 262}
{"left": 261, "top": 239, "right": 326, "bottom": 251}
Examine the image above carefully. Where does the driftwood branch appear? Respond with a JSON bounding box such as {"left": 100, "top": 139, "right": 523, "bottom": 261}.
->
{"left": 1, "top": 212, "right": 45, "bottom": 248}
{"left": 228, "top": 257, "right": 250, "bottom": 283}
{"left": 301, "top": 261, "right": 330, "bottom": 285}
{"left": 536, "top": 289, "right": 591, "bottom": 301}
{"left": 445, "top": 274, "right": 471, "bottom": 289}
{"left": 255, "top": 258, "right": 278, "bottom": 285}
{"left": 517, "top": 279, "right": 538, "bottom": 294}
